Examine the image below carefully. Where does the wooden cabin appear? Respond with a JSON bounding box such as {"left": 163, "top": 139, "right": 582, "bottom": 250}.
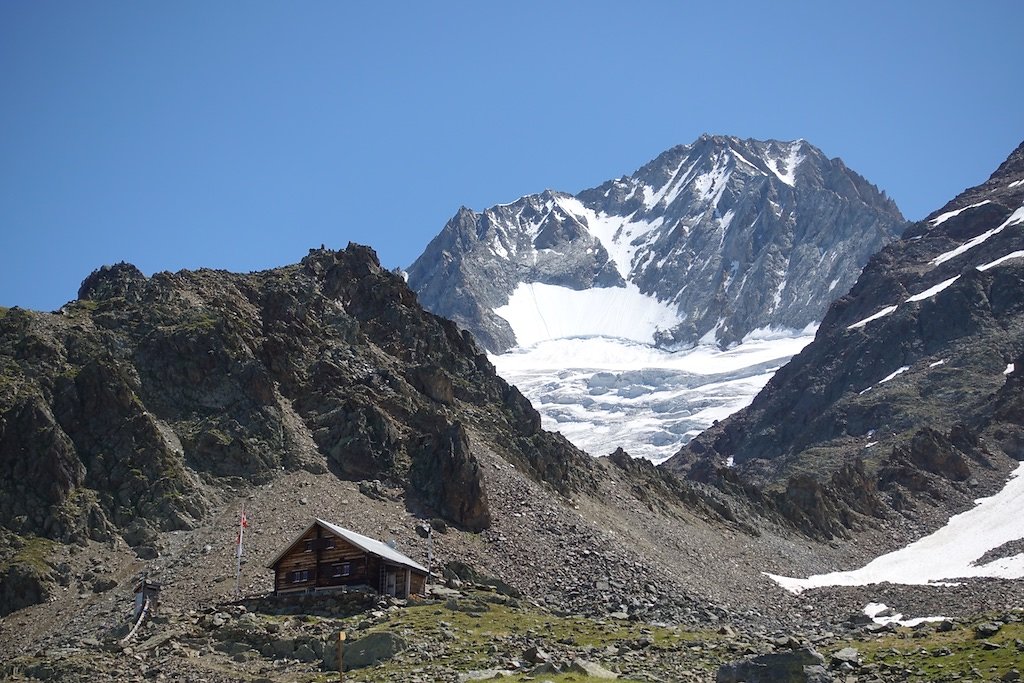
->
{"left": 267, "top": 519, "right": 428, "bottom": 598}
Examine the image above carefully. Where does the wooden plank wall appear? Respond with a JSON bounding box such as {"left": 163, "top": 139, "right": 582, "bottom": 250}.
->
{"left": 272, "top": 523, "right": 429, "bottom": 595}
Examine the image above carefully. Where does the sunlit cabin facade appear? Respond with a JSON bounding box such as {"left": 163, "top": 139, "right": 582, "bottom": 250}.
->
{"left": 267, "top": 519, "right": 428, "bottom": 598}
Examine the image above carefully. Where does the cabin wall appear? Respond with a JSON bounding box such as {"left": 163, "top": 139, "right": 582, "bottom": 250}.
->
{"left": 271, "top": 523, "right": 428, "bottom": 597}
{"left": 274, "top": 525, "right": 373, "bottom": 594}
{"left": 410, "top": 571, "right": 426, "bottom": 596}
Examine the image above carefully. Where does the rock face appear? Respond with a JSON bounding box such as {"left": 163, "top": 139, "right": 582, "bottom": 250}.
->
{"left": 409, "top": 135, "right": 905, "bottom": 351}
{"left": 666, "top": 140, "right": 1024, "bottom": 493}
{"left": 716, "top": 647, "right": 830, "bottom": 683}
{"left": 0, "top": 245, "right": 596, "bottom": 578}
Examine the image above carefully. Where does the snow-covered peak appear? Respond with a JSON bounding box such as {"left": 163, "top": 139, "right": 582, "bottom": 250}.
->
{"left": 409, "top": 134, "right": 905, "bottom": 353}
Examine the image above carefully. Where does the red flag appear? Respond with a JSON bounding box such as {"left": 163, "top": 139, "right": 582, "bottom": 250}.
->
{"left": 236, "top": 508, "right": 249, "bottom": 546}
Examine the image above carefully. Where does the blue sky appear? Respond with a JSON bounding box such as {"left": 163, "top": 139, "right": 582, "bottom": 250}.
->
{"left": 2, "top": 2, "right": 1021, "bottom": 311}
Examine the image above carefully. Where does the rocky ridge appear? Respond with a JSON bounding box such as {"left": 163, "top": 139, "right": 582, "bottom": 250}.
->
{"left": 665, "top": 140, "right": 1024, "bottom": 493}
{"left": 0, "top": 245, "right": 601, "bottom": 615}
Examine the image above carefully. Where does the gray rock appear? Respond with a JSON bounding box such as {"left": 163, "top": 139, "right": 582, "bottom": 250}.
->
{"left": 271, "top": 638, "right": 295, "bottom": 658}
{"left": 976, "top": 622, "right": 1002, "bottom": 638}
{"left": 568, "top": 658, "right": 618, "bottom": 679}
{"left": 830, "top": 647, "right": 860, "bottom": 668}
{"left": 324, "top": 631, "right": 408, "bottom": 671}
{"left": 523, "top": 645, "right": 551, "bottom": 663}
{"left": 294, "top": 643, "right": 317, "bottom": 662}
{"left": 717, "top": 647, "right": 830, "bottom": 683}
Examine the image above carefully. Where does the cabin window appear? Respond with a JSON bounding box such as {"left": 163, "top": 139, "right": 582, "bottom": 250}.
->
{"left": 291, "top": 569, "right": 310, "bottom": 583}
{"left": 332, "top": 562, "right": 351, "bottom": 578}
{"left": 304, "top": 540, "right": 313, "bottom": 552}
{"left": 325, "top": 538, "right": 336, "bottom": 550}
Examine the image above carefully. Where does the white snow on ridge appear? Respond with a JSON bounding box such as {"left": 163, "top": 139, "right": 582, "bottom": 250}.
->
{"left": 494, "top": 282, "right": 682, "bottom": 348}
{"left": 848, "top": 305, "right": 898, "bottom": 330}
{"left": 848, "top": 274, "right": 967, "bottom": 330}
{"left": 765, "top": 141, "right": 804, "bottom": 187}
{"left": 765, "top": 462, "right": 1024, "bottom": 594}
{"left": 553, "top": 195, "right": 663, "bottom": 281}
{"left": 932, "top": 204, "right": 1024, "bottom": 266}
{"left": 1006, "top": 363, "right": 1016, "bottom": 375}
{"left": 905, "top": 275, "right": 960, "bottom": 302}
{"left": 977, "top": 250, "right": 1024, "bottom": 271}
{"left": 878, "top": 366, "right": 910, "bottom": 384}
{"left": 1009, "top": 179, "right": 1024, "bottom": 189}
{"left": 928, "top": 199, "right": 992, "bottom": 227}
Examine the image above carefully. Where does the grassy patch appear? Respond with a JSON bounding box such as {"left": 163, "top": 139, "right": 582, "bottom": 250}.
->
{"left": 0, "top": 536, "right": 55, "bottom": 575}
{"left": 300, "top": 592, "right": 718, "bottom": 682}
{"left": 829, "top": 619, "right": 1024, "bottom": 681}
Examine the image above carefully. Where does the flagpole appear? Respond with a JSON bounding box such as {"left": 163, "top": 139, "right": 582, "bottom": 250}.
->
{"left": 234, "top": 504, "right": 245, "bottom": 598}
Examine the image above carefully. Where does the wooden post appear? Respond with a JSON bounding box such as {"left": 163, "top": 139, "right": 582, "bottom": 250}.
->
{"left": 338, "top": 630, "right": 346, "bottom": 681}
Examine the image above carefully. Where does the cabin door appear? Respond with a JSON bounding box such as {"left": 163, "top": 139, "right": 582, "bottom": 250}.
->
{"left": 385, "top": 569, "right": 397, "bottom": 596}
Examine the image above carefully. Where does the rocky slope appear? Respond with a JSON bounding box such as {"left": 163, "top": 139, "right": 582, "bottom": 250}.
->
{"left": 408, "top": 135, "right": 906, "bottom": 352}
{"left": 2, "top": 241, "right": 975, "bottom": 679}
{"left": 665, "top": 141, "right": 1024, "bottom": 503}
{"left": 0, "top": 245, "right": 598, "bottom": 614}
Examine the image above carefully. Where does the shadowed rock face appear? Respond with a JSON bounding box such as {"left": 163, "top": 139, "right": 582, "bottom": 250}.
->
{"left": 665, "top": 141, "right": 1024, "bottom": 496}
{"left": 0, "top": 244, "right": 597, "bottom": 552}
{"left": 409, "top": 135, "right": 906, "bottom": 352}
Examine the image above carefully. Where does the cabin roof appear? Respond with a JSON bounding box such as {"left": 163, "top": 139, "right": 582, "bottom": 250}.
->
{"left": 266, "top": 518, "right": 428, "bottom": 574}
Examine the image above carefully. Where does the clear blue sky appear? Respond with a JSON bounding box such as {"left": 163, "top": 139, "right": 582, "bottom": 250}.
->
{"left": 2, "top": 2, "right": 1021, "bottom": 311}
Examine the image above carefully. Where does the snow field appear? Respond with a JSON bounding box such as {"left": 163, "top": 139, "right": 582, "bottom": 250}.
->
{"left": 765, "top": 463, "right": 1024, "bottom": 594}
{"left": 491, "top": 330, "right": 815, "bottom": 462}
{"left": 494, "top": 282, "right": 683, "bottom": 348}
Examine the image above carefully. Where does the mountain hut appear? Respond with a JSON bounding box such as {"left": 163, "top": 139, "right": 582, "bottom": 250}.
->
{"left": 267, "top": 519, "right": 428, "bottom": 598}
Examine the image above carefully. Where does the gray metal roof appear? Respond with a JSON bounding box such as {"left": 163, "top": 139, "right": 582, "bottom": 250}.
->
{"left": 267, "top": 518, "right": 428, "bottom": 574}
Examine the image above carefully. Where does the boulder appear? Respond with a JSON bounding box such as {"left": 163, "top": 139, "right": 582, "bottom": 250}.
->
{"left": 324, "top": 631, "right": 407, "bottom": 672}
{"left": 568, "top": 658, "right": 618, "bottom": 679}
{"left": 717, "top": 647, "right": 832, "bottom": 683}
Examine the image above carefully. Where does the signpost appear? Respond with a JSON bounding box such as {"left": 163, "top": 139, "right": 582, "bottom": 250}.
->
{"left": 338, "top": 631, "right": 346, "bottom": 681}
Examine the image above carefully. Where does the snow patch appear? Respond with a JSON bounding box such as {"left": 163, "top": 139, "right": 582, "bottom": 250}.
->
{"left": 554, "top": 195, "right": 663, "bottom": 281}
{"left": 932, "top": 204, "right": 1024, "bottom": 266}
{"left": 849, "top": 274, "right": 966, "bottom": 330}
{"left": 977, "top": 250, "right": 1024, "bottom": 271}
{"left": 1006, "top": 363, "right": 1015, "bottom": 375}
{"left": 766, "top": 141, "right": 804, "bottom": 187}
{"left": 878, "top": 366, "right": 910, "bottom": 384}
{"left": 848, "top": 305, "right": 898, "bottom": 330}
{"left": 929, "top": 359, "right": 947, "bottom": 368}
{"left": 494, "top": 282, "right": 682, "bottom": 348}
{"left": 1009, "top": 179, "right": 1024, "bottom": 189}
{"left": 928, "top": 200, "right": 992, "bottom": 227}
{"left": 864, "top": 603, "right": 948, "bottom": 628}
{"left": 765, "top": 462, "right": 1024, "bottom": 593}
{"left": 906, "top": 275, "right": 961, "bottom": 302}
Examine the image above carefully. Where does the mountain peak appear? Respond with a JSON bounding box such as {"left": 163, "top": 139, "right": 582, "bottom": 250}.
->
{"left": 409, "top": 136, "right": 906, "bottom": 352}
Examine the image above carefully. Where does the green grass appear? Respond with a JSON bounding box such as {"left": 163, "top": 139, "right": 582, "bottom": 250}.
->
{"left": 0, "top": 536, "right": 55, "bottom": 575}
{"left": 484, "top": 674, "right": 651, "bottom": 683}
{"left": 296, "top": 592, "right": 719, "bottom": 682}
{"left": 828, "top": 619, "right": 1024, "bottom": 681}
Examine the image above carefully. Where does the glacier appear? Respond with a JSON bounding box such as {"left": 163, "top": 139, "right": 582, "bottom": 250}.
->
{"left": 491, "top": 327, "right": 815, "bottom": 462}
